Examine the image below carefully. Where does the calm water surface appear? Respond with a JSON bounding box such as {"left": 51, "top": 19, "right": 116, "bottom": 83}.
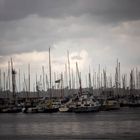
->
{"left": 0, "top": 107, "right": 140, "bottom": 140}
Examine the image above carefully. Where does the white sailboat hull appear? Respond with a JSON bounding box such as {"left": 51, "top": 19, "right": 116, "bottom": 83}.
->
{"left": 59, "top": 107, "right": 69, "bottom": 112}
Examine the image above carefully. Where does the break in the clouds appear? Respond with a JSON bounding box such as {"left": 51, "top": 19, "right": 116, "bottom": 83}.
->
{"left": 0, "top": 0, "right": 140, "bottom": 89}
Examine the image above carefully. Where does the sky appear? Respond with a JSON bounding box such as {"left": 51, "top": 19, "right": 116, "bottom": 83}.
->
{"left": 0, "top": 0, "right": 140, "bottom": 91}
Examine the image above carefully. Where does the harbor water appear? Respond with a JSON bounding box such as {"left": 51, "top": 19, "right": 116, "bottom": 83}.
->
{"left": 0, "top": 107, "right": 140, "bottom": 140}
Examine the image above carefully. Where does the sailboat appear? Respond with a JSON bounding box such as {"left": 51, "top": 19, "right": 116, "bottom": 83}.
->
{"left": 59, "top": 52, "right": 74, "bottom": 112}
{"left": 36, "top": 48, "right": 60, "bottom": 113}
{"left": 59, "top": 97, "right": 75, "bottom": 112}
{"left": 2, "top": 58, "right": 22, "bottom": 113}
{"left": 73, "top": 62, "right": 100, "bottom": 113}
{"left": 101, "top": 98, "right": 120, "bottom": 111}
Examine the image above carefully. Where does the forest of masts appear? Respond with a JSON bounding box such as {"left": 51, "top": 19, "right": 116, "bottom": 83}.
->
{"left": 0, "top": 51, "right": 140, "bottom": 97}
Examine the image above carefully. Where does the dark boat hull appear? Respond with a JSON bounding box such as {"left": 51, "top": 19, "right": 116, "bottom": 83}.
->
{"left": 43, "top": 108, "right": 59, "bottom": 113}
{"left": 129, "top": 103, "right": 140, "bottom": 107}
{"left": 1, "top": 107, "right": 22, "bottom": 113}
{"left": 73, "top": 106, "right": 99, "bottom": 113}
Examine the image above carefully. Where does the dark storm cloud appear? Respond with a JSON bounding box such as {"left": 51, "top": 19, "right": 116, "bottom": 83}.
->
{"left": 0, "top": 0, "right": 140, "bottom": 22}
{"left": 0, "top": 0, "right": 140, "bottom": 58}
{"left": 0, "top": 0, "right": 75, "bottom": 21}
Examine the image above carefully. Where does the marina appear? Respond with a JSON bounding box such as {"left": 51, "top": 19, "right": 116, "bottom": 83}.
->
{"left": 0, "top": 1, "right": 140, "bottom": 139}
{"left": 0, "top": 49, "right": 140, "bottom": 113}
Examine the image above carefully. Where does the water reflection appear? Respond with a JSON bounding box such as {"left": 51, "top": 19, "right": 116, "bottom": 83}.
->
{"left": 0, "top": 108, "right": 140, "bottom": 138}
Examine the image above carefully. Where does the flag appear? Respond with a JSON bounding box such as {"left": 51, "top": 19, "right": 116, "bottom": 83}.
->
{"left": 55, "top": 79, "right": 61, "bottom": 83}
{"left": 12, "top": 69, "right": 16, "bottom": 74}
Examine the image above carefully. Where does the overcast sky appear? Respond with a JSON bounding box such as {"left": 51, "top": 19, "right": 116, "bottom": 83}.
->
{"left": 0, "top": 0, "right": 140, "bottom": 90}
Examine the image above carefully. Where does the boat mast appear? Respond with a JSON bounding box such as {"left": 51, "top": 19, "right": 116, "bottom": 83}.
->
{"left": 71, "top": 69, "right": 75, "bottom": 89}
{"left": 88, "top": 65, "right": 92, "bottom": 89}
{"left": 118, "top": 61, "right": 121, "bottom": 95}
{"left": 130, "top": 69, "right": 135, "bottom": 96}
{"left": 19, "top": 68, "right": 21, "bottom": 92}
{"left": 54, "top": 72, "right": 56, "bottom": 89}
{"left": 28, "top": 64, "right": 30, "bottom": 99}
{"left": 42, "top": 66, "right": 45, "bottom": 91}
{"left": 3, "top": 72, "right": 5, "bottom": 92}
{"left": 11, "top": 58, "right": 16, "bottom": 104}
{"left": 92, "top": 70, "right": 94, "bottom": 89}
{"left": 76, "top": 62, "right": 82, "bottom": 96}
{"left": 109, "top": 74, "right": 112, "bottom": 88}
{"left": 97, "top": 64, "right": 101, "bottom": 96}
{"left": 65, "top": 63, "right": 68, "bottom": 88}
{"left": 23, "top": 73, "right": 27, "bottom": 93}
{"left": 95, "top": 72, "right": 96, "bottom": 89}
{"left": 36, "top": 73, "right": 39, "bottom": 98}
{"left": 85, "top": 74, "right": 87, "bottom": 88}
{"left": 98, "top": 64, "right": 101, "bottom": 89}
{"left": 139, "top": 72, "right": 140, "bottom": 89}
{"left": 0, "top": 69, "right": 1, "bottom": 91}
{"left": 136, "top": 68, "right": 138, "bottom": 89}
{"left": 49, "top": 48, "right": 52, "bottom": 99}
{"left": 46, "top": 74, "right": 49, "bottom": 91}
{"left": 115, "top": 59, "right": 119, "bottom": 96}
{"left": 67, "top": 51, "right": 71, "bottom": 89}
{"left": 8, "top": 61, "right": 11, "bottom": 91}
{"left": 103, "top": 69, "right": 107, "bottom": 89}
{"left": 60, "top": 73, "right": 63, "bottom": 98}
{"left": 122, "top": 74, "right": 126, "bottom": 96}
